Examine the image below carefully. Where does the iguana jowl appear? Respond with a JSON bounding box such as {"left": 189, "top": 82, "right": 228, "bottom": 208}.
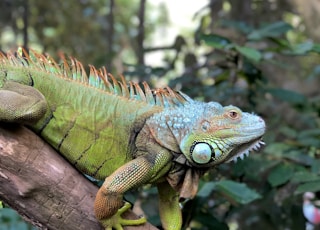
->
{"left": 0, "top": 48, "right": 266, "bottom": 230}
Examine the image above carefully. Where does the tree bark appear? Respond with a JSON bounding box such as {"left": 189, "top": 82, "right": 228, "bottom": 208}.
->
{"left": 0, "top": 124, "right": 158, "bottom": 230}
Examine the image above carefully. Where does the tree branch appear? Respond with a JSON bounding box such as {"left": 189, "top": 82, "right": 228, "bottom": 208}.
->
{"left": 0, "top": 124, "right": 158, "bottom": 230}
{"left": 136, "top": 0, "right": 146, "bottom": 65}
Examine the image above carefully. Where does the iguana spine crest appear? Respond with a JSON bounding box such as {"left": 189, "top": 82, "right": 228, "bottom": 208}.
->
{"left": 0, "top": 48, "right": 188, "bottom": 108}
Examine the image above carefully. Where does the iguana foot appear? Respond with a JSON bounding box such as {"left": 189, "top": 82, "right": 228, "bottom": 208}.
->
{"left": 101, "top": 202, "right": 147, "bottom": 230}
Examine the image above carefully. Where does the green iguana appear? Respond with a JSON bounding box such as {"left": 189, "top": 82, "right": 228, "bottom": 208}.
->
{"left": 0, "top": 48, "right": 266, "bottom": 230}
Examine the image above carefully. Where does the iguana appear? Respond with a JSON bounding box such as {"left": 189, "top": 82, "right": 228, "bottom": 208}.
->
{"left": 0, "top": 48, "right": 266, "bottom": 230}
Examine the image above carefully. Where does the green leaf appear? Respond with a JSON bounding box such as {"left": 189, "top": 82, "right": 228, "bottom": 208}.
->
{"left": 266, "top": 88, "right": 307, "bottom": 105}
{"left": 197, "top": 182, "right": 216, "bottom": 198}
{"left": 311, "top": 160, "right": 320, "bottom": 174}
{"left": 197, "top": 180, "right": 261, "bottom": 204}
{"left": 214, "top": 180, "right": 261, "bottom": 204}
{"left": 294, "top": 181, "right": 320, "bottom": 195}
{"left": 248, "top": 21, "right": 293, "bottom": 40}
{"left": 220, "top": 20, "right": 253, "bottom": 34}
{"left": 201, "top": 34, "right": 231, "bottom": 49}
{"left": 311, "top": 43, "right": 320, "bottom": 53}
{"left": 289, "top": 41, "right": 314, "bottom": 55}
{"left": 279, "top": 126, "right": 298, "bottom": 139}
{"left": 269, "top": 37, "right": 291, "bottom": 49}
{"left": 291, "top": 171, "right": 320, "bottom": 183}
{"left": 194, "top": 212, "right": 229, "bottom": 230}
{"left": 0, "top": 208, "right": 37, "bottom": 230}
{"left": 235, "top": 45, "right": 262, "bottom": 62}
{"left": 298, "top": 129, "right": 320, "bottom": 139}
{"left": 263, "top": 142, "right": 292, "bottom": 156}
{"left": 267, "top": 164, "right": 294, "bottom": 187}
{"left": 308, "top": 65, "right": 320, "bottom": 79}
{"left": 283, "top": 150, "right": 314, "bottom": 166}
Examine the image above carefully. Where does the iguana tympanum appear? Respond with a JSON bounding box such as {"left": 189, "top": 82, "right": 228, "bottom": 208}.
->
{"left": 0, "top": 48, "right": 265, "bottom": 230}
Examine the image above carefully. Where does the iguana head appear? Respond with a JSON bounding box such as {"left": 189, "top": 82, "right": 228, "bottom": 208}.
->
{"left": 177, "top": 102, "right": 266, "bottom": 167}
{"left": 144, "top": 98, "right": 265, "bottom": 199}
{"left": 146, "top": 97, "right": 265, "bottom": 168}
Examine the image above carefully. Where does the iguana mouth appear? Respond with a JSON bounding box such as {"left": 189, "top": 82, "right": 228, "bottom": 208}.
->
{"left": 226, "top": 138, "right": 265, "bottom": 163}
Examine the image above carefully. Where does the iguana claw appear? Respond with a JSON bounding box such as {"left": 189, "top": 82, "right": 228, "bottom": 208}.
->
{"left": 102, "top": 202, "right": 147, "bottom": 230}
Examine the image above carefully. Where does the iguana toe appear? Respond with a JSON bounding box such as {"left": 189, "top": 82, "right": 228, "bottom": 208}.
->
{"left": 101, "top": 202, "right": 147, "bottom": 230}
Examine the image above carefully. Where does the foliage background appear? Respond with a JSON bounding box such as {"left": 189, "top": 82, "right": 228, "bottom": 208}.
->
{"left": 0, "top": 0, "right": 320, "bottom": 229}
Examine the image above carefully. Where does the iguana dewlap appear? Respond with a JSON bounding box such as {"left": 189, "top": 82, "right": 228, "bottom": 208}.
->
{"left": 0, "top": 48, "right": 266, "bottom": 230}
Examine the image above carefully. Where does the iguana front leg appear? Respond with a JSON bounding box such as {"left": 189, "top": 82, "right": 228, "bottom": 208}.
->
{"left": 0, "top": 81, "right": 47, "bottom": 123}
{"left": 157, "top": 181, "right": 182, "bottom": 230}
{"left": 94, "top": 150, "right": 173, "bottom": 230}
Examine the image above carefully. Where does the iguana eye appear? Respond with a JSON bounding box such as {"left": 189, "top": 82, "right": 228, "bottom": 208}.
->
{"left": 228, "top": 110, "right": 239, "bottom": 119}
{"left": 191, "top": 142, "right": 212, "bottom": 164}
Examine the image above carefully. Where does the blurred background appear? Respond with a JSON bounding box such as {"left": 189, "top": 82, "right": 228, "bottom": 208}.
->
{"left": 0, "top": 0, "right": 320, "bottom": 229}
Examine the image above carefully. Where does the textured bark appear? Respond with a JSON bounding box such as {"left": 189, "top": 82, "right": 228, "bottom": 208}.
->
{"left": 0, "top": 124, "right": 158, "bottom": 230}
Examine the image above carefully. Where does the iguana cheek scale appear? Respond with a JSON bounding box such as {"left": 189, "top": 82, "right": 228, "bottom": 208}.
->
{"left": 0, "top": 48, "right": 266, "bottom": 230}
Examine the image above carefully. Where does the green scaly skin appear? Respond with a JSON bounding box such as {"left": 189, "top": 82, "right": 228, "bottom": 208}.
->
{"left": 0, "top": 48, "right": 266, "bottom": 230}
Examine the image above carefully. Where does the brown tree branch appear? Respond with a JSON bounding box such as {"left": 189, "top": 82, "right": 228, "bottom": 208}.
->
{"left": 136, "top": 0, "right": 146, "bottom": 65}
{"left": 0, "top": 124, "right": 158, "bottom": 230}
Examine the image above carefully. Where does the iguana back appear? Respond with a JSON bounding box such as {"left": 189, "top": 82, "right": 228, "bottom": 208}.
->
{"left": 0, "top": 49, "right": 185, "bottom": 179}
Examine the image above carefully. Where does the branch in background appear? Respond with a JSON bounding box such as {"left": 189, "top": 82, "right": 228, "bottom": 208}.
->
{"left": 137, "top": 0, "right": 146, "bottom": 65}
{"left": 22, "top": 0, "right": 29, "bottom": 49}
{"left": 106, "top": 0, "right": 115, "bottom": 67}
{"left": 0, "top": 124, "right": 158, "bottom": 230}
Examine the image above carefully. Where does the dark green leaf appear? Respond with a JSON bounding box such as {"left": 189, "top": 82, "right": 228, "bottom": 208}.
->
{"left": 214, "top": 180, "right": 261, "bottom": 204}
{"left": 248, "top": 21, "right": 293, "bottom": 40}
{"left": 0, "top": 208, "right": 37, "bottom": 230}
{"left": 193, "top": 212, "right": 229, "bottom": 230}
{"left": 197, "top": 182, "right": 216, "bottom": 198}
{"left": 308, "top": 65, "right": 320, "bottom": 79}
{"left": 240, "top": 157, "right": 281, "bottom": 180}
{"left": 298, "top": 129, "right": 320, "bottom": 139}
{"left": 220, "top": 20, "right": 253, "bottom": 34}
{"left": 267, "top": 164, "right": 294, "bottom": 187}
{"left": 263, "top": 142, "right": 293, "bottom": 156}
{"left": 235, "top": 45, "right": 262, "bottom": 62}
{"left": 297, "top": 137, "right": 320, "bottom": 148}
{"left": 283, "top": 150, "right": 314, "bottom": 166}
{"left": 311, "top": 160, "right": 320, "bottom": 174}
{"left": 269, "top": 37, "right": 291, "bottom": 49}
{"left": 312, "top": 43, "right": 320, "bottom": 53}
{"left": 289, "top": 41, "right": 314, "bottom": 55}
{"left": 279, "top": 126, "right": 298, "bottom": 139}
{"left": 291, "top": 171, "right": 320, "bottom": 183}
{"left": 201, "top": 34, "right": 231, "bottom": 49}
{"left": 267, "top": 88, "right": 307, "bottom": 105}
{"left": 294, "top": 181, "right": 320, "bottom": 195}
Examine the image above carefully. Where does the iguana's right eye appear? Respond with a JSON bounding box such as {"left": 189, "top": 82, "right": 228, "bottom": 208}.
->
{"left": 228, "top": 110, "right": 238, "bottom": 119}
{"left": 226, "top": 108, "right": 242, "bottom": 120}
